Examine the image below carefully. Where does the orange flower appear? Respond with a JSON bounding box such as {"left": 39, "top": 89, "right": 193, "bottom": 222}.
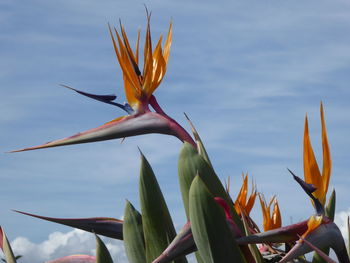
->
{"left": 12, "top": 16, "right": 195, "bottom": 152}
{"left": 301, "top": 215, "right": 323, "bottom": 239}
{"left": 303, "top": 103, "right": 331, "bottom": 206}
{"left": 234, "top": 173, "right": 257, "bottom": 216}
{"left": 258, "top": 194, "right": 281, "bottom": 231}
{"left": 109, "top": 14, "right": 172, "bottom": 113}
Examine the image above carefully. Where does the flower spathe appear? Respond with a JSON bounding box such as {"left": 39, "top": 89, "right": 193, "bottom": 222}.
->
{"left": 303, "top": 103, "right": 331, "bottom": 206}
{"left": 279, "top": 215, "right": 349, "bottom": 263}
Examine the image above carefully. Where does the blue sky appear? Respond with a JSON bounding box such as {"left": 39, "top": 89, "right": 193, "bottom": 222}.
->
{"left": 1, "top": 0, "right": 350, "bottom": 261}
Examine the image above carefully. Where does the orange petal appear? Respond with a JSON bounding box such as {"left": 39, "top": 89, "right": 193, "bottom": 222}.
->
{"left": 151, "top": 38, "right": 167, "bottom": 93}
{"left": 108, "top": 26, "right": 140, "bottom": 105}
{"left": 114, "top": 28, "right": 141, "bottom": 97}
{"left": 272, "top": 198, "right": 282, "bottom": 229}
{"left": 302, "top": 215, "right": 323, "bottom": 238}
{"left": 303, "top": 115, "right": 323, "bottom": 202}
{"left": 259, "top": 194, "right": 270, "bottom": 231}
{"left": 320, "top": 103, "right": 331, "bottom": 202}
{"left": 120, "top": 23, "right": 139, "bottom": 72}
{"left": 143, "top": 14, "right": 153, "bottom": 89}
{"left": 163, "top": 22, "right": 172, "bottom": 64}
{"left": 245, "top": 186, "right": 257, "bottom": 215}
{"left": 135, "top": 29, "right": 140, "bottom": 64}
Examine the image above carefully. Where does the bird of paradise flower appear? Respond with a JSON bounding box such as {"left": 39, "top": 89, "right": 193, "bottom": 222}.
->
{"left": 12, "top": 13, "right": 195, "bottom": 153}
{"left": 237, "top": 105, "right": 349, "bottom": 263}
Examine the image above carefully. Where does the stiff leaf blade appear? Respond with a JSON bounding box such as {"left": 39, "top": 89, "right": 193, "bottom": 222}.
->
{"left": 184, "top": 113, "right": 212, "bottom": 168}
{"left": 95, "top": 235, "right": 113, "bottom": 263}
{"left": 152, "top": 222, "right": 196, "bottom": 263}
{"left": 325, "top": 189, "right": 336, "bottom": 221}
{"left": 189, "top": 176, "right": 245, "bottom": 263}
{"left": 139, "top": 152, "right": 187, "bottom": 263}
{"left": 0, "top": 227, "right": 16, "bottom": 263}
{"left": 123, "top": 200, "right": 146, "bottom": 263}
{"left": 240, "top": 210, "right": 264, "bottom": 263}
{"left": 178, "top": 143, "right": 242, "bottom": 230}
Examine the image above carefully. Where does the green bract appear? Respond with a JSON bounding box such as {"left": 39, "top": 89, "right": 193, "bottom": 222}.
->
{"left": 123, "top": 201, "right": 146, "bottom": 263}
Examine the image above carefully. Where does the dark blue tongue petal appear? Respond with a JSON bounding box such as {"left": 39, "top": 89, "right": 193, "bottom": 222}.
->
{"left": 61, "top": 84, "right": 133, "bottom": 114}
{"left": 287, "top": 168, "right": 324, "bottom": 215}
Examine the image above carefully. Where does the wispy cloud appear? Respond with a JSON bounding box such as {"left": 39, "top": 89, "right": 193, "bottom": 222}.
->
{"left": 5, "top": 229, "right": 127, "bottom": 263}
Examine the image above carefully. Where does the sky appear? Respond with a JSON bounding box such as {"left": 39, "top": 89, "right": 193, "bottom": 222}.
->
{"left": 1, "top": 0, "right": 350, "bottom": 262}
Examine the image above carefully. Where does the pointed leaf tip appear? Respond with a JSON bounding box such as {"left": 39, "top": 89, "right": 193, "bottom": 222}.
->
{"left": 139, "top": 154, "right": 185, "bottom": 263}
{"left": 123, "top": 201, "right": 146, "bottom": 263}
{"left": 189, "top": 176, "right": 245, "bottom": 263}
{"left": 95, "top": 235, "right": 113, "bottom": 263}
{"left": 0, "top": 227, "right": 17, "bottom": 263}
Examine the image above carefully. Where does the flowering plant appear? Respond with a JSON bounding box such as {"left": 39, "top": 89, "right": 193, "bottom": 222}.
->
{"left": 2, "top": 13, "right": 349, "bottom": 263}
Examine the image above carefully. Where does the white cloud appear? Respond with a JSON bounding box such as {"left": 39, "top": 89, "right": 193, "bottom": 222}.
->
{"left": 0, "top": 229, "right": 197, "bottom": 263}
{"left": 3, "top": 229, "right": 127, "bottom": 263}
{"left": 1, "top": 209, "right": 348, "bottom": 263}
{"left": 335, "top": 208, "right": 350, "bottom": 243}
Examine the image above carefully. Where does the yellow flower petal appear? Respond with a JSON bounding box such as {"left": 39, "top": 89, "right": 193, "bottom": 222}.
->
{"left": 302, "top": 215, "right": 323, "bottom": 239}
{"left": 163, "top": 22, "right": 172, "bottom": 64}
{"left": 321, "top": 103, "right": 331, "bottom": 202}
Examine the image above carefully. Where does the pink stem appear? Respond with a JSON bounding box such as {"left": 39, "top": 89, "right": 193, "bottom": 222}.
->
{"left": 150, "top": 95, "right": 196, "bottom": 148}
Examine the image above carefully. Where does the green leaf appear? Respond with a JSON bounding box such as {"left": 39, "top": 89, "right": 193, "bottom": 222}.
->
{"left": 312, "top": 190, "right": 336, "bottom": 263}
{"left": 194, "top": 252, "right": 205, "bottom": 263}
{"left": 95, "top": 234, "right": 113, "bottom": 263}
{"left": 0, "top": 227, "right": 17, "bottom": 263}
{"left": 325, "top": 189, "right": 336, "bottom": 221}
{"left": 240, "top": 211, "right": 264, "bottom": 263}
{"left": 123, "top": 200, "right": 146, "bottom": 263}
{"left": 178, "top": 143, "right": 243, "bottom": 230}
{"left": 184, "top": 113, "right": 213, "bottom": 168}
{"left": 139, "top": 152, "right": 187, "bottom": 263}
{"left": 189, "top": 176, "right": 246, "bottom": 263}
